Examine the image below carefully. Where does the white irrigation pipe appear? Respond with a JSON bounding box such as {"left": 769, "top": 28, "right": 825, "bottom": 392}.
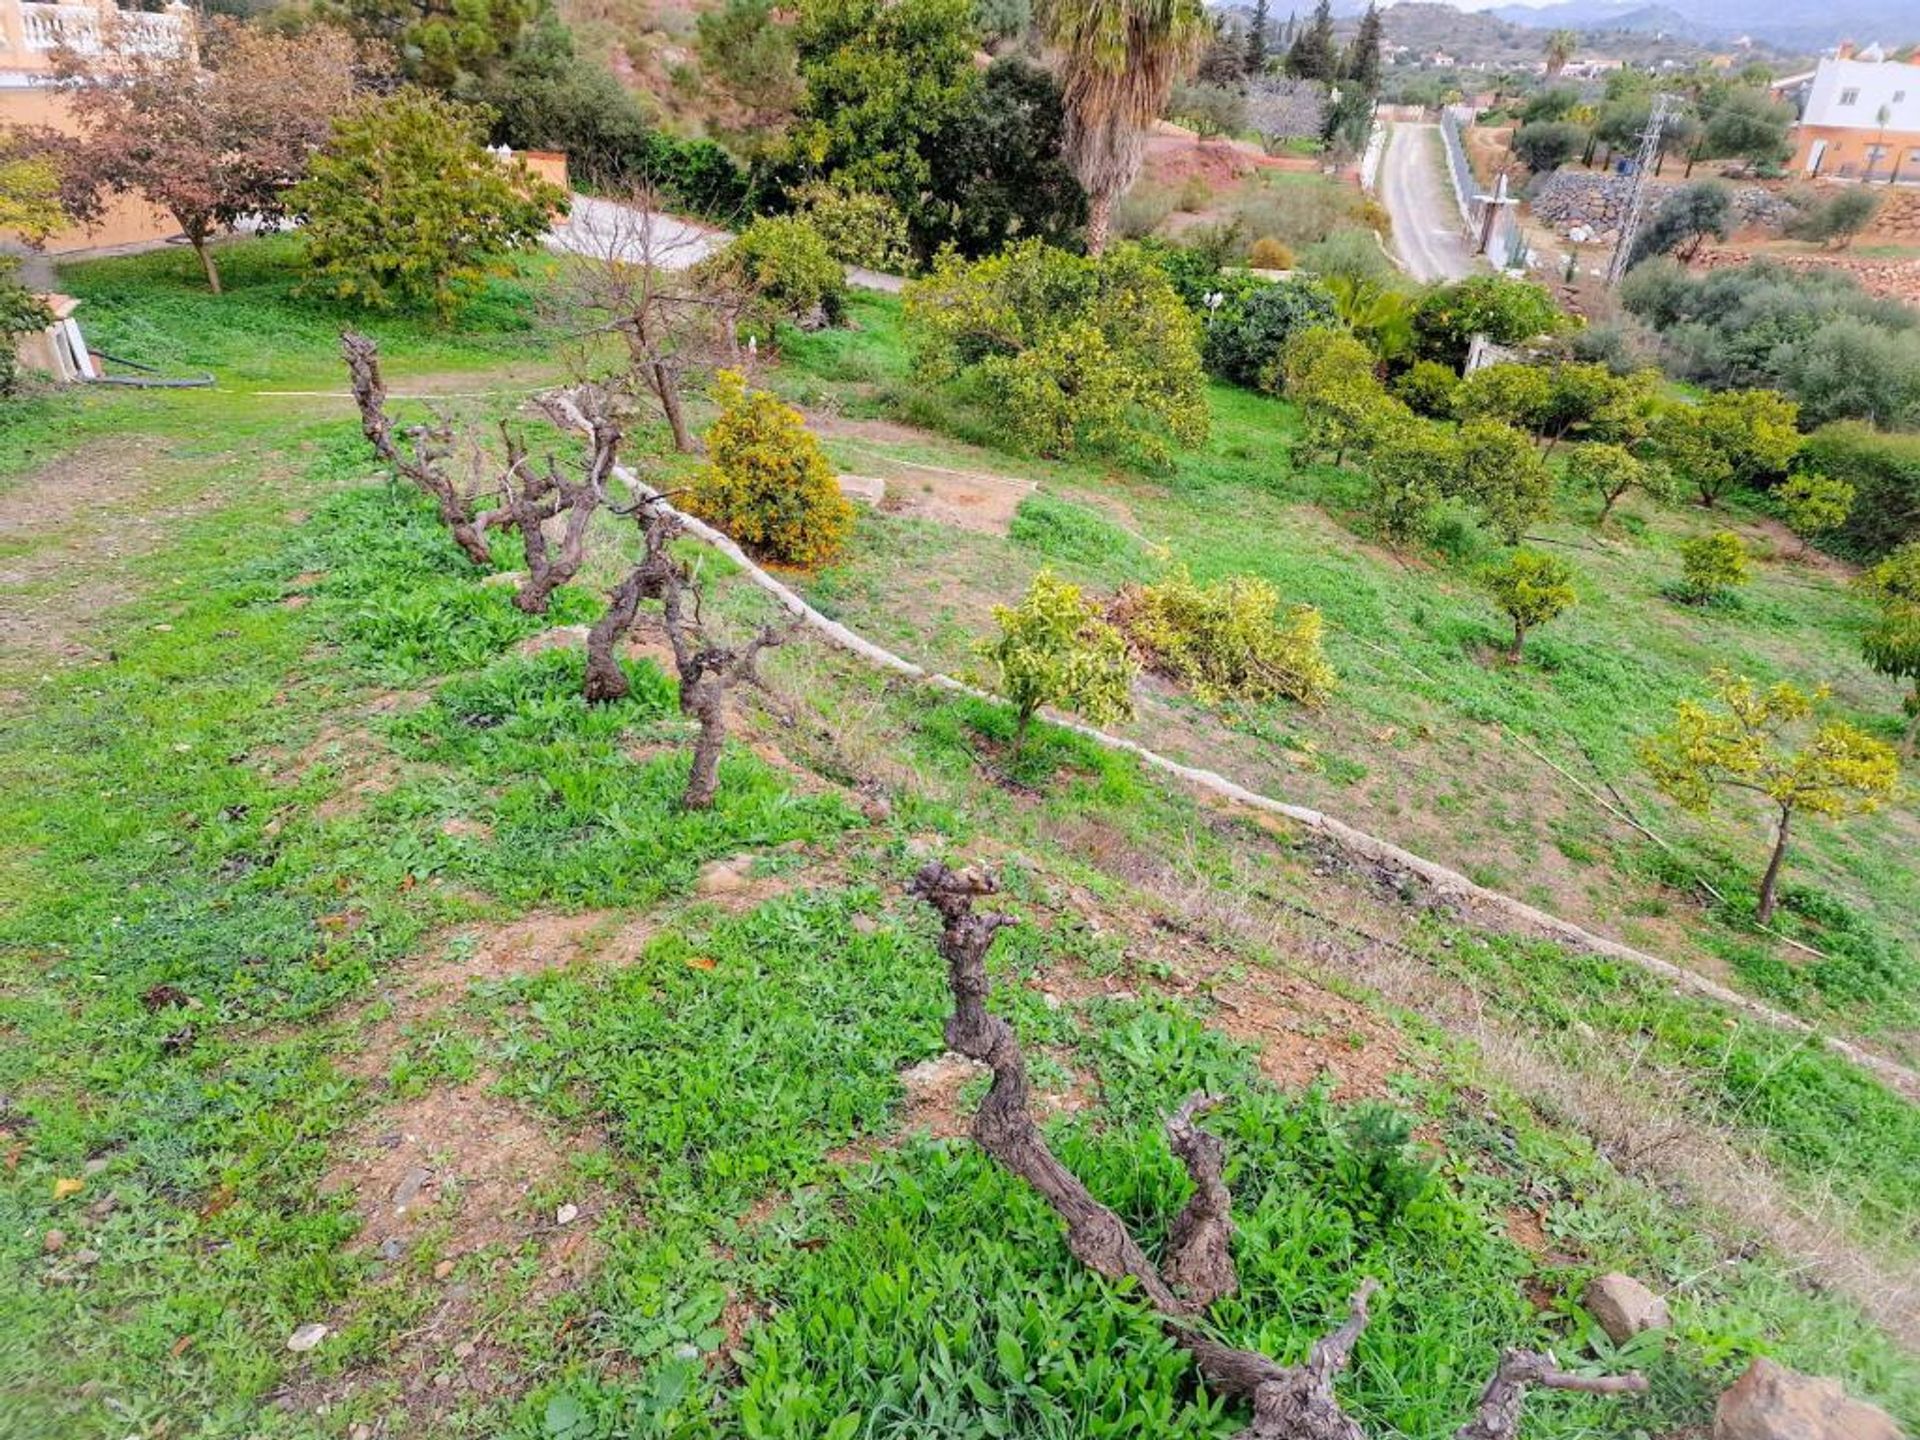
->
{"left": 563, "top": 402, "right": 1920, "bottom": 1101}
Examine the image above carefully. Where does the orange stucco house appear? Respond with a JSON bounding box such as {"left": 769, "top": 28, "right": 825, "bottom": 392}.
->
{"left": 1789, "top": 43, "right": 1920, "bottom": 185}
{"left": 1, "top": 0, "right": 192, "bottom": 252}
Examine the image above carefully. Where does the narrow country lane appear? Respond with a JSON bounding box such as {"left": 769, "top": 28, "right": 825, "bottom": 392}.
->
{"left": 1379, "top": 123, "right": 1481, "bottom": 284}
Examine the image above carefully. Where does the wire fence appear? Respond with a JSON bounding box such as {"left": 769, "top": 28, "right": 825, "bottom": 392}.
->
{"left": 1438, "top": 105, "right": 1524, "bottom": 269}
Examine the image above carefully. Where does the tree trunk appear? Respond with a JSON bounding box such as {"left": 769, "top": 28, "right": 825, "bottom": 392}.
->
{"left": 1598, "top": 489, "right": 1621, "bottom": 524}
{"left": 584, "top": 569, "right": 646, "bottom": 704}
{"left": 189, "top": 230, "right": 222, "bottom": 295}
{"left": 1011, "top": 708, "right": 1033, "bottom": 764}
{"left": 1509, "top": 622, "right": 1526, "bottom": 663}
{"left": 654, "top": 362, "right": 694, "bottom": 453}
{"left": 1756, "top": 805, "right": 1792, "bottom": 925}
{"left": 1084, "top": 189, "right": 1114, "bottom": 257}
{"left": 1903, "top": 694, "right": 1919, "bottom": 760}
{"left": 682, "top": 681, "right": 726, "bottom": 810}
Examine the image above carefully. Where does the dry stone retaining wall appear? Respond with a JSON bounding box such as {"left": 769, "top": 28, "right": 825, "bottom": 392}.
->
{"left": 1529, "top": 170, "right": 1796, "bottom": 244}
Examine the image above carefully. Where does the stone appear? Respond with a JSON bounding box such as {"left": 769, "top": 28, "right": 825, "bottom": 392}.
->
{"left": 42, "top": 1229, "right": 66, "bottom": 1254}
{"left": 392, "top": 1166, "right": 432, "bottom": 1212}
{"left": 1583, "top": 1272, "right": 1670, "bottom": 1344}
{"left": 858, "top": 792, "right": 892, "bottom": 823}
{"left": 555, "top": 1203, "right": 579, "bottom": 1226}
{"left": 286, "top": 1323, "right": 329, "bottom": 1353}
{"left": 1714, "top": 1358, "right": 1902, "bottom": 1440}
{"left": 695, "top": 858, "right": 751, "bottom": 896}
{"left": 453, "top": 1340, "right": 476, "bottom": 1360}
{"left": 850, "top": 914, "right": 879, "bottom": 936}
{"left": 433, "top": 1259, "right": 456, "bottom": 1280}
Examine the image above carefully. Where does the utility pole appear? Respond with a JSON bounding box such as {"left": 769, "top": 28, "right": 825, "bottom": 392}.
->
{"left": 1606, "top": 93, "right": 1675, "bottom": 287}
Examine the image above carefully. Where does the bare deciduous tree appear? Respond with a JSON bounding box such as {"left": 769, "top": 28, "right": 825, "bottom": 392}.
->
{"left": 548, "top": 188, "right": 754, "bottom": 452}
{"left": 909, "top": 862, "right": 1649, "bottom": 1440}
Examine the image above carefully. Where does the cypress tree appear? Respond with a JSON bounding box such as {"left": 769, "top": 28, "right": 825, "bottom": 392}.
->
{"left": 1343, "top": 1, "right": 1383, "bottom": 95}
{"left": 1285, "top": 0, "right": 1336, "bottom": 82}
{"left": 1245, "top": 0, "right": 1270, "bottom": 74}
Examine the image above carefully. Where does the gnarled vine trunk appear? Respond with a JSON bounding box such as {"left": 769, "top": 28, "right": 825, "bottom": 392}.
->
{"left": 909, "top": 863, "right": 1648, "bottom": 1440}
{"left": 341, "top": 332, "right": 495, "bottom": 569}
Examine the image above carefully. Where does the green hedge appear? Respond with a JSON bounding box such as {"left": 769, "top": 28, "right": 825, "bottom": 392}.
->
{"left": 1802, "top": 421, "right": 1920, "bottom": 559}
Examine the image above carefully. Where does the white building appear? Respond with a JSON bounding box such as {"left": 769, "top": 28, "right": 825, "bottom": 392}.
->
{"left": 1792, "top": 46, "right": 1920, "bottom": 182}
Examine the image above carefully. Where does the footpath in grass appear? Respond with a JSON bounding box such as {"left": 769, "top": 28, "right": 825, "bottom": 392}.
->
{"left": 1, "top": 241, "right": 1915, "bottom": 1439}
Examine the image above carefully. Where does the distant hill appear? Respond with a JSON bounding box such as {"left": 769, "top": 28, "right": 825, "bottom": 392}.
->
{"left": 1486, "top": 0, "right": 1916, "bottom": 51}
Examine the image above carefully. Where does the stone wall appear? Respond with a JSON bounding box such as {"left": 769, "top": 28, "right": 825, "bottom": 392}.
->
{"left": 1528, "top": 170, "right": 1796, "bottom": 245}
{"left": 1691, "top": 247, "right": 1920, "bottom": 306}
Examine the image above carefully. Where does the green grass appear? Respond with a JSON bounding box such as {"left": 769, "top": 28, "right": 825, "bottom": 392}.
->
{"left": 780, "top": 293, "right": 1920, "bottom": 1055}
{"left": 2, "top": 237, "right": 1916, "bottom": 1440}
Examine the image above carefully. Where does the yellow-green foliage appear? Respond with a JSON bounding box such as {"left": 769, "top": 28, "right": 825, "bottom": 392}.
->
{"left": 1641, "top": 672, "right": 1897, "bottom": 819}
{"left": 1477, "top": 548, "right": 1576, "bottom": 659}
{"left": 1393, "top": 360, "right": 1459, "bottom": 418}
{"left": 1456, "top": 419, "right": 1552, "bottom": 543}
{"left": 1115, "top": 568, "right": 1334, "bottom": 705}
{"left": 905, "top": 240, "right": 1208, "bottom": 464}
{"left": 1677, "top": 529, "right": 1752, "bottom": 603}
{"left": 791, "top": 179, "right": 913, "bottom": 272}
{"left": 981, "top": 569, "right": 1136, "bottom": 747}
{"left": 1858, "top": 542, "right": 1920, "bottom": 749}
{"left": 1778, "top": 471, "right": 1855, "bottom": 546}
{"left": 1451, "top": 362, "right": 1550, "bottom": 431}
{"left": 702, "top": 215, "right": 848, "bottom": 326}
{"left": 1639, "top": 670, "right": 1898, "bottom": 917}
{"left": 1361, "top": 412, "right": 1458, "bottom": 549}
{"left": 689, "top": 370, "right": 855, "bottom": 567}
{"left": 1246, "top": 236, "right": 1295, "bottom": 270}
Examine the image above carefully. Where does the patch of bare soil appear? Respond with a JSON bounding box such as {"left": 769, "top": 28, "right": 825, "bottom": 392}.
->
{"left": 0, "top": 435, "right": 203, "bottom": 669}
{"left": 283, "top": 1082, "right": 605, "bottom": 1432}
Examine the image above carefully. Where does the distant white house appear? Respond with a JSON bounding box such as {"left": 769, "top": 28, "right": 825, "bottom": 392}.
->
{"left": 1792, "top": 45, "right": 1920, "bottom": 183}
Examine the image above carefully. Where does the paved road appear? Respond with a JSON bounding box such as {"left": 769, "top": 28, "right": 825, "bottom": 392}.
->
{"left": 1378, "top": 123, "right": 1481, "bottom": 284}
{"left": 544, "top": 194, "right": 904, "bottom": 292}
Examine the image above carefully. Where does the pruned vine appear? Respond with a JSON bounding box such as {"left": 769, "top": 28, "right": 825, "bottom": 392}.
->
{"left": 909, "top": 862, "right": 1649, "bottom": 1440}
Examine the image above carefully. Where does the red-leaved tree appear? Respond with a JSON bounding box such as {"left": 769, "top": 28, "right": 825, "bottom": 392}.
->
{"left": 40, "top": 19, "right": 357, "bottom": 294}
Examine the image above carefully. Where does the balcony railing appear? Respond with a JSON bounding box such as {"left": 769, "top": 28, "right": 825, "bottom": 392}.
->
{"left": 12, "top": 3, "right": 190, "bottom": 58}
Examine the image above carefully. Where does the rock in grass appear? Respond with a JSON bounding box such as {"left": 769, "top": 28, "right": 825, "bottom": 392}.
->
{"left": 695, "top": 857, "right": 752, "bottom": 896}
{"left": 286, "top": 1323, "right": 329, "bottom": 1353}
{"left": 1582, "top": 1272, "right": 1670, "bottom": 1344}
{"left": 1714, "top": 1358, "right": 1902, "bottom": 1440}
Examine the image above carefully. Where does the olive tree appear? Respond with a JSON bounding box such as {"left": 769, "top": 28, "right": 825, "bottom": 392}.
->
{"left": 980, "top": 569, "right": 1136, "bottom": 760}
{"left": 1639, "top": 672, "right": 1897, "bottom": 923}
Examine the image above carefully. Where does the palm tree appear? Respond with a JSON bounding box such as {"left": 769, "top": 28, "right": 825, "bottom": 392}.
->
{"left": 1544, "top": 28, "right": 1576, "bottom": 79}
{"left": 1040, "top": 0, "right": 1211, "bottom": 254}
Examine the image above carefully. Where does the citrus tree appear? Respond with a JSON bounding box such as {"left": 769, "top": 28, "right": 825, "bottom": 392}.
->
{"left": 981, "top": 569, "right": 1136, "bottom": 759}
{"left": 905, "top": 240, "right": 1207, "bottom": 462}
{"left": 1569, "top": 442, "right": 1662, "bottom": 524}
{"left": 1858, "top": 541, "right": 1920, "bottom": 756}
{"left": 1639, "top": 672, "right": 1898, "bottom": 922}
{"left": 1677, "top": 530, "right": 1751, "bottom": 604}
{"left": 1451, "top": 362, "right": 1550, "bottom": 432}
{"left": 1361, "top": 412, "right": 1457, "bottom": 550}
{"left": 1456, "top": 420, "right": 1553, "bottom": 543}
{"left": 1478, "top": 549, "right": 1577, "bottom": 661}
{"left": 291, "top": 89, "right": 565, "bottom": 317}
{"left": 1777, "top": 472, "right": 1854, "bottom": 557}
{"left": 689, "top": 370, "right": 856, "bottom": 567}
